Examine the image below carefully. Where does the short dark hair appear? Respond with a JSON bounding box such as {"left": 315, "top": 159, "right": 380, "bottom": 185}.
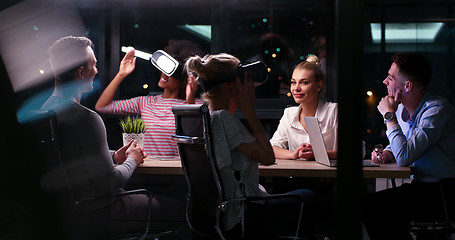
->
{"left": 392, "top": 52, "right": 432, "bottom": 88}
{"left": 49, "top": 36, "right": 94, "bottom": 85}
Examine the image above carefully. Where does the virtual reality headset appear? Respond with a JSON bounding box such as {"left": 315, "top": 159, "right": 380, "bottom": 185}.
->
{"left": 121, "top": 47, "right": 268, "bottom": 90}
{"left": 150, "top": 50, "right": 183, "bottom": 78}
{"left": 121, "top": 47, "right": 184, "bottom": 79}
{"left": 198, "top": 60, "right": 269, "bottom": 92}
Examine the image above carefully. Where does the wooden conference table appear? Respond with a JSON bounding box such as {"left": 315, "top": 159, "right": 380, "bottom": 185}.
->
{"left": 135, "top": 157, "right": 410, "bottom": 179}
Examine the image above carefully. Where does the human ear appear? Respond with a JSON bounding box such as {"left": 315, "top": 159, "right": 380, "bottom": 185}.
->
{"left": 405, "top": 80, "right": 413, "bottom": 92}
{"left": 317, "top": 81, "right": 324, "bottom": 92}
{"left": 77, "top": 66, "right": 85, "bottom": 79}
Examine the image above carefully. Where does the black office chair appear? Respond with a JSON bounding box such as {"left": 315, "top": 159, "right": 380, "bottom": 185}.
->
{"left": 22, "top": 110, "right": 175, "bottom": 240}
{"left": 409, "top": 178, "right": 455, "bottom": 240}
{"left": 171, "top": 104, "right": 305, "bottom": 240}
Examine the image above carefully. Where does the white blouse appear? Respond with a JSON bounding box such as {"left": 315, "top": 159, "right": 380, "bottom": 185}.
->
{"left": 270, "top": 100, "right": 338, "bottom": 152}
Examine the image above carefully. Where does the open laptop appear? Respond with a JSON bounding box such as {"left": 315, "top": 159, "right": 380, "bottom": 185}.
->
{"left": 304, "top": 116, "right": 379, "bottom": 167}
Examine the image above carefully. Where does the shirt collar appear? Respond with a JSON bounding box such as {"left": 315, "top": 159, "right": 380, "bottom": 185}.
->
{"left": 315, "top": 99, "right": 325, "bottom": 122}
{"left": 411, "top": 92, "right": 430, "bottom": 122}
{"left": 291, "top": 99, "right": 325, "bottom": 129}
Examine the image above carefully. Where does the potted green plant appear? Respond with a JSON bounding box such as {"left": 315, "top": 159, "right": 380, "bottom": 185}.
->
{"left": 119, "top": 116, "right": 146, "bottom": 147}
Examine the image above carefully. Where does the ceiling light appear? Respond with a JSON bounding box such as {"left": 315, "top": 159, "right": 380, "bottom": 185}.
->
{"left": 370, "top": 22, "right": 444, "bottom": 43}
{"left": 179, "top": 24, "right": 211, "bottom": 41}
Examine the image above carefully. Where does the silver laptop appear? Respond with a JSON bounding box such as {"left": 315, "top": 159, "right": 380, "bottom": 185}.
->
{"left": 304, "top": 116, "right": 379, "bottom": 167}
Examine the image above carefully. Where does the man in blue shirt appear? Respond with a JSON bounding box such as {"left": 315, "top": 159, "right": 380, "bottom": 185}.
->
{"left": 363, "top": 52, "right": 455, "bottom": 240}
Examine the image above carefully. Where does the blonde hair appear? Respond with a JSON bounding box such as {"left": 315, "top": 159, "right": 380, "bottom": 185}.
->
{"left": 185, "top": 53, "right": 240, "bottom": 102}
{"left": 294, "top": 55, "right": 324, "bottom": 83}
{"left": 294, "top": 55, "right": 326, "bottom": 96}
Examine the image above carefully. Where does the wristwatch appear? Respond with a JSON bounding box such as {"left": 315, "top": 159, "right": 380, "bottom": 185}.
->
{"left": 383, "top": 111, "right": 395, "bottom": 123}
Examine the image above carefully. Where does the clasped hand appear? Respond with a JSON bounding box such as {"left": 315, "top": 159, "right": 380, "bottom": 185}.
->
{"left": 294, "top": 143, "right": 314, "bottom": 160}
{"left": 114, "top": 140, "right": 147, "bottom": 165}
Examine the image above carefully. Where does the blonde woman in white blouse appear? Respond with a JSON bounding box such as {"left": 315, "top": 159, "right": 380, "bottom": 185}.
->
{"left": 270, "top": 55, "right": 338, "bottom": 160}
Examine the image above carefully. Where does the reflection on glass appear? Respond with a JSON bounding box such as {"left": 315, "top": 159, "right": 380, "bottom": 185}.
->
{"left": 370, "top": 22, "right": 444, "bottom": 43}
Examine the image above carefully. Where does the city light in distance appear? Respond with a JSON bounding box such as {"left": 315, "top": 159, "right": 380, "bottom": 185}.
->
{"left": 367, "top": 91, "right": 373, "bottom": 97}
{"left": 143, "top": 84, "right": 148, "bottom": 89}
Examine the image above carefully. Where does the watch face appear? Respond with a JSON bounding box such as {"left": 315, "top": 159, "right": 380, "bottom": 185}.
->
{"left": 384, "top": 112, "right": 394, "bottom": 121}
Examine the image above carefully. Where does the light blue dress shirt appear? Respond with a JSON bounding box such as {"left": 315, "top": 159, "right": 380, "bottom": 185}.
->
{"left": 385, "top": 93, "right": 455, "bottom": 182}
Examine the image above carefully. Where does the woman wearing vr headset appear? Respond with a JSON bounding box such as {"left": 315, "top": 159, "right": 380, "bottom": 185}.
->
{"left": 185, "top": 53, "right": 314, "bottom": 239}
{"left": 95, "top": 40, "right": 204, "bottom": 157}
{"left": 270, "top": 55, "right": 338, "bottom": 160}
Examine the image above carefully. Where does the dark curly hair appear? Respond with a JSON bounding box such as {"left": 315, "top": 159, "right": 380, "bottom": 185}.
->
{"left": 163, "top": 39, "right": 205, "bottom": 99}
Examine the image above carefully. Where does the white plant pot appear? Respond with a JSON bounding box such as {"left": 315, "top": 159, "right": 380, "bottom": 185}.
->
{"left": 122, "top": 133, "right": 144, "bottom": 148}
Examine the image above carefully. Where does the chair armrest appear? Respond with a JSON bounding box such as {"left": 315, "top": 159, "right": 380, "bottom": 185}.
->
{"left": 74, "top": 189, "right": 152, "bottom": 209}
{"left": 220, "top": 193, "right": 303, "bottom": 210}
{"left": 73, "top": 188, "right": 154, "bottom": 239}
{"left": 171, "top": 134, "right": 205, "bottom": 144}
{"left": 245, "top": 193, "right": 303, "bottom": 202}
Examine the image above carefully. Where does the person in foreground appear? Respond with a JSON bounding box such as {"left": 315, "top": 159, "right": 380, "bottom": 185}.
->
{"left": 363, "top": 52, "right": 455, "bottom": 240}
{"left": 95, "top": 40, "right": 204, "bottom": 157}
{"left": 42, "top": 36, "right": 184, "bottom": 238}
{"left": 270, "top": 55, "right": 338, "bottom": 160}
{"left": 185, "top": 53, "right": 315, "bottom": 239}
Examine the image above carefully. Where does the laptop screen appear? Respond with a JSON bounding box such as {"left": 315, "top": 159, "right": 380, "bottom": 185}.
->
{"left": 304, "top": 116, "right": 334, "bottom": 166}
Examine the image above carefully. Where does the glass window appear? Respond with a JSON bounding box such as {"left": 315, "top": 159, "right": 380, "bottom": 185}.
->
{"left": 114, "top": 1, "right": 332, "bottom": 102}
{"left": 363, "top": 2, "right": 455, "bottom": 153}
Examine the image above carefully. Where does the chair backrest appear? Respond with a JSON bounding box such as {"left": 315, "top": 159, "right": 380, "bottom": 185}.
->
{"left": 21, "top": 110, "right": 73, "bottom": 198}
{"left": 171, "top": 104, "right": 225, "bottom": 238}
{"left": 23, "top": 111, "right": 59, "bottom": 162}
{"left": 21, "top": 110, "right": 76, "bottom": 235}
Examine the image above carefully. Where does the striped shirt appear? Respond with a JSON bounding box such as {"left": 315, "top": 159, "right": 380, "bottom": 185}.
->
{"left": 98, "top": 94, "right": 203, "bottom": 157}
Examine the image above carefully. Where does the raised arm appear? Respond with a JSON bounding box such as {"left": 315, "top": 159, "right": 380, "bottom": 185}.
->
{"left": 185, "top": 72, "right": 198, "bottom": 104}
{"left": 95, "top": 49, "right": 136, "bottom": 110}
{"left": 235, "top": 75, "right": 275, "bottom": 165}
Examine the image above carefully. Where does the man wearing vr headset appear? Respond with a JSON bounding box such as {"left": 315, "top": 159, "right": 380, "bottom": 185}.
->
{"left": 95, "top": 40, "right": 205, "bottom": 157}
